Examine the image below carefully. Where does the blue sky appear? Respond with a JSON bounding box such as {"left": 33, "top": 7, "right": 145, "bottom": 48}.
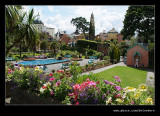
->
{"left": 22, "top": 5, "right": 129, "bottom": 35}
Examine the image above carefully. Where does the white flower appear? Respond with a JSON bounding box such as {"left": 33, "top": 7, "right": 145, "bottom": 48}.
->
{"left": 138, "top": 83, "right": 148, "bottom": 91}
{"left": 124, "top": 86, "right": 136, "bottom": 93}
{"left": 106, "top": 97, "right": 112, "bottom": 105}
{"left": 40, "top": 87, "right": 45, "bottom": 94}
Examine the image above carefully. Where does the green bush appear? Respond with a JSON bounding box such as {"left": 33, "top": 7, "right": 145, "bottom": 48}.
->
{"left": 77, "top": 39, "right": 97, "bottom": 50}
{"left": 103, "top": 56, "right": 110, "bottom": 60}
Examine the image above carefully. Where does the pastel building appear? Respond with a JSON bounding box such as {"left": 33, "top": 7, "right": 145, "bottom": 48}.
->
{"left": 127, "top": 43, "right": 149, "bottom": 68}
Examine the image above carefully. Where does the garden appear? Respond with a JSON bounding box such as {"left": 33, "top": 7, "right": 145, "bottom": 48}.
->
{"left": 6, "top": 61, "right": 154, "bottom": 105}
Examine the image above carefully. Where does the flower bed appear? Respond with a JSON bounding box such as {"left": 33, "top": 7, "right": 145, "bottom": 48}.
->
{"left": 23, "top": 58, "right": 36, "bottom": 61}
{"left": 6, "top": 63, "right": 154, "bottom": 105}
{"left": 72, "top": 58, "right": 83, "bottom": 61}
{"left": 80, "top": 60, "right": 112, "bottom": 73}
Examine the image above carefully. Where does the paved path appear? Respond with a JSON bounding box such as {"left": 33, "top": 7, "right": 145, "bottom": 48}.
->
{"left": 146, "top": 71, "right": 155, "bottom": 88}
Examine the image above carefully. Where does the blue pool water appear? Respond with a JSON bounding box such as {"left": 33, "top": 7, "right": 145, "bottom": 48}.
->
{"left": 18, "top": 59, "right": 69, "bottom": 66}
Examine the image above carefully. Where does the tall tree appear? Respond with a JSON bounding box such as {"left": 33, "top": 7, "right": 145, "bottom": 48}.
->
{"left": 71, "top": 17, "right": 89, "bottom": 39}
{"left": 5, "top": 5, "right": 39, "bottom": 55}
{"left": 121, "top": 6, "right": 154, "bottom": 43}
{"left": 89, "top": 12, "right": 95, "bottom": 40}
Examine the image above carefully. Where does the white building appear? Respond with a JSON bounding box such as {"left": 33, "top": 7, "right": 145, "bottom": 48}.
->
{"left": 32, "top": 13, "right": 55, "bottom": 38}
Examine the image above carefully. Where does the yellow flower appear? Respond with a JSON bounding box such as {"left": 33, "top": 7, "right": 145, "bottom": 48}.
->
{"left": 138, "top": 83, "right": 148, "bottom": 91}
{"left": 26, "top": 67, "right": 29, "bottom": 70}
{"left": 116, "top": 98, "right": 123, "bottom": 103}
{"left": 134, "top": 92, "right": 140, "bottom": 99}
{"left": 35, "top": 66, "right": 39, "bottom": 71}
{"left": 20, "top": 67, "right": 25, "bottom": 71}
{"left": 39, "top": 69, "right": 43, "bottom": 72}
{"left": 124, "top": 86, "right": 136, "bottom": 92}
{"left": 145, "top": 97, "right": 153, "bottom": 105}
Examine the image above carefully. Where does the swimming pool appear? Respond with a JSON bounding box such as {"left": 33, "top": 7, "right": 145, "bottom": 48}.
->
{"left": 18, "top": 59, "right": 69, "bottom": 66}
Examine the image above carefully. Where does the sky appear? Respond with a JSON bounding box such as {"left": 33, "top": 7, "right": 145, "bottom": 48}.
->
{"left": 22, "top": 5, "right": 129, "bottom": 35}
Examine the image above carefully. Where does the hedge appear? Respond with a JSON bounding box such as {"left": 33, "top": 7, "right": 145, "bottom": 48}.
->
{"left": 77, "top": 39, "right": 98, "bottom": 50}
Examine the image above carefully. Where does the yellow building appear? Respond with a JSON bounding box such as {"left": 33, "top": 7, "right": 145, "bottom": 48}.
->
{"left": 107, "top": 27, "right": 118, "bottom": 40}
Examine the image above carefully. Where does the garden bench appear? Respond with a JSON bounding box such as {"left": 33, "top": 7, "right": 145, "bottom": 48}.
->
{"left": 64, "top": 55, "right": 71, "bottom": 58}
{"left": 6, "top": 57, "right": 14, "bottom": 61}
{"left": 61, "top": 62, "right": 71, "bottom": 69}
{"left": 88, "top": 56, "right": 97, "bottom": 59}
{"left": 88, "top": 59, "right": 94, "bottom": 64}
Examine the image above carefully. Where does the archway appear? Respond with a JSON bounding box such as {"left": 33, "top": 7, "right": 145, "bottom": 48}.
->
{"left": 133, "top": 52, "right": 141, "bottom": 67}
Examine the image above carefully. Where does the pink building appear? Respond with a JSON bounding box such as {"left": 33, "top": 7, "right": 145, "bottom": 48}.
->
{"left": 127, "top": 43, "right": 149, "bottom": 68}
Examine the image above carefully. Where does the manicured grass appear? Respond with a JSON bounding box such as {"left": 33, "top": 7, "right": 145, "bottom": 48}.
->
{"left": 95, "top": 66, "right": 147, "bottom": 88}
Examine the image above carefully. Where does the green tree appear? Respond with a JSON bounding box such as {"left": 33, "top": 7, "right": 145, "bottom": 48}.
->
{"left": 40, "top": 41, "right": 48, "bottom": 54}
{"left": 5, "top": 5, "right": 39, "bottom": 55}
{"left": 121, "top": 6, "right": 154, "bottom": 43}
{"left": 71, "top": 17, "right": 89, "bottom": 39}
{"left": 89, "top": 12, "right": 95, "bottom": 40}
{"left": 109, "top": 42, "right": 120, "bottom": 63}
{"left": 50, "top": 41, "right": 59, "bottom": 55}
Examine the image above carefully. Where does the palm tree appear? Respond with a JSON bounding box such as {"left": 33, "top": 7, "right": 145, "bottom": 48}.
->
{"left": 6, "top": 5, "right": 39, "bottom": 56}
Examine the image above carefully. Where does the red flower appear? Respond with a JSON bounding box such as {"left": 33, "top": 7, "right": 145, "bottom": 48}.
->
{"left": 96, "top": 81, "right": 99, "bottom": 84}
{"left": 60, "top": 76, "right": 64, "bottom": 79}
{"left": 43, "top": 86, "right": 47, "bottom": 89}
{"left": 49, "top": 72, "right": 53, "bottom": 77}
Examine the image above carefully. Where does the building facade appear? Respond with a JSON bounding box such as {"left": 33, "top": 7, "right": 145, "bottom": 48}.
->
{"left": 107, "top": 27, "right": 118, "bottom": 40}
{"left": 127, "top": 43, "right": 149, "bottom": 68}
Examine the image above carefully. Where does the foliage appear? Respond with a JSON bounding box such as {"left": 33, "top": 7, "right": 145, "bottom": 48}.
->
{"left": 89, "top": 13, "right": 95, "bottom": 40}
{"left": 71, "top": 17, "right": 89, "bottom": 39}
{"left": 109, "top": 43, "right": 120, "bottom": 63}
{"left": 6, "top": 5, "right": 39, "bottom": 55}
{"left": 121, "top": 6, "right": 154, "bottom": 43}
{"left": 40, "top": 41, "right": 48, "bottom": 53}
{"left": 69, "top": 61, "right": 82, "bottom": 82}
{"left": 103, "top": 56, "right": 110, "bottom": 60}
{"left": 6, "top": 64, "right": 154, "bottom": 105}
{"left": 77, "top": 39, "right": 97, "bottom": 51}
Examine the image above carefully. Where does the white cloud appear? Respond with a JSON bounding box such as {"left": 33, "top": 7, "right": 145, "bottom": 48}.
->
{"left": 22, "top": 5, "right": 128, "bottom": 35}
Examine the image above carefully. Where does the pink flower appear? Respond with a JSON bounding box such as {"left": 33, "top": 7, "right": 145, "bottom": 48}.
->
{"left": 131, "top": 100, "right": 134, "bottom": 105}
{"left": 117, "top": 79, "right": 121, "bottom": 82}
{"left": 109, "top": 82, "right": 115, "bottom": 85}
{"left": 56, "top": 81, "right": 61, "bottom": 86}
{"left": 49, "top": 77, "right": 55, "bottom": 81}
{"left": 50, "top": 91, "right": 54, "bottom": 96}
{"left": 68, "top": 93, "right": 74, "bottom": 96}
{"left": 115, "top": 86, "right": 121, "bottom": 91}
{"left": 115, "top": 93, "right": 121, "bottom": 98}
{"left": 96, "top": 81, "right": 99, "bottom": 84}
{"left": 75, "top": 102, "right": 79, "bottom": 105}
{"left": 73, "top": 84, "right": 81, "bottom": 91}
{"left": 86, "top": 78, "right": 90, "bottom": 82}
{"left": 114, "top": 76, "right": 120, "bottom": 80}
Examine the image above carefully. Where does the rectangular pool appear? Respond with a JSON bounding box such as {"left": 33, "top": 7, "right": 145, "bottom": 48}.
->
{"left": 18, "top": 59, "right": 69, "bottom": 66}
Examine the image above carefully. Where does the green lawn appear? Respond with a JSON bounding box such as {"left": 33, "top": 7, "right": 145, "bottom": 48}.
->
{"left": 95, "top": 66, "right": 147, "bottom": 88}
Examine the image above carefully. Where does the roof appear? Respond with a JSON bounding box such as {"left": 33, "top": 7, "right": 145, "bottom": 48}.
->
{"left": 33, "top": 19, "right": 44, "bottom": 24}
{"left": 108, "top": 27, "right": 118, "bottom": 33}
{"left": 127, "top": 43, "right": 149, "bottom": 51}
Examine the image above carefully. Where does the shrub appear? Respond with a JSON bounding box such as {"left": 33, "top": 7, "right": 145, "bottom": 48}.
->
{"left": 103, "top": 56, "right": 110, "bottom": 60}
{"left": 77, "top": 39, "right": 97, "bottom": 51}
